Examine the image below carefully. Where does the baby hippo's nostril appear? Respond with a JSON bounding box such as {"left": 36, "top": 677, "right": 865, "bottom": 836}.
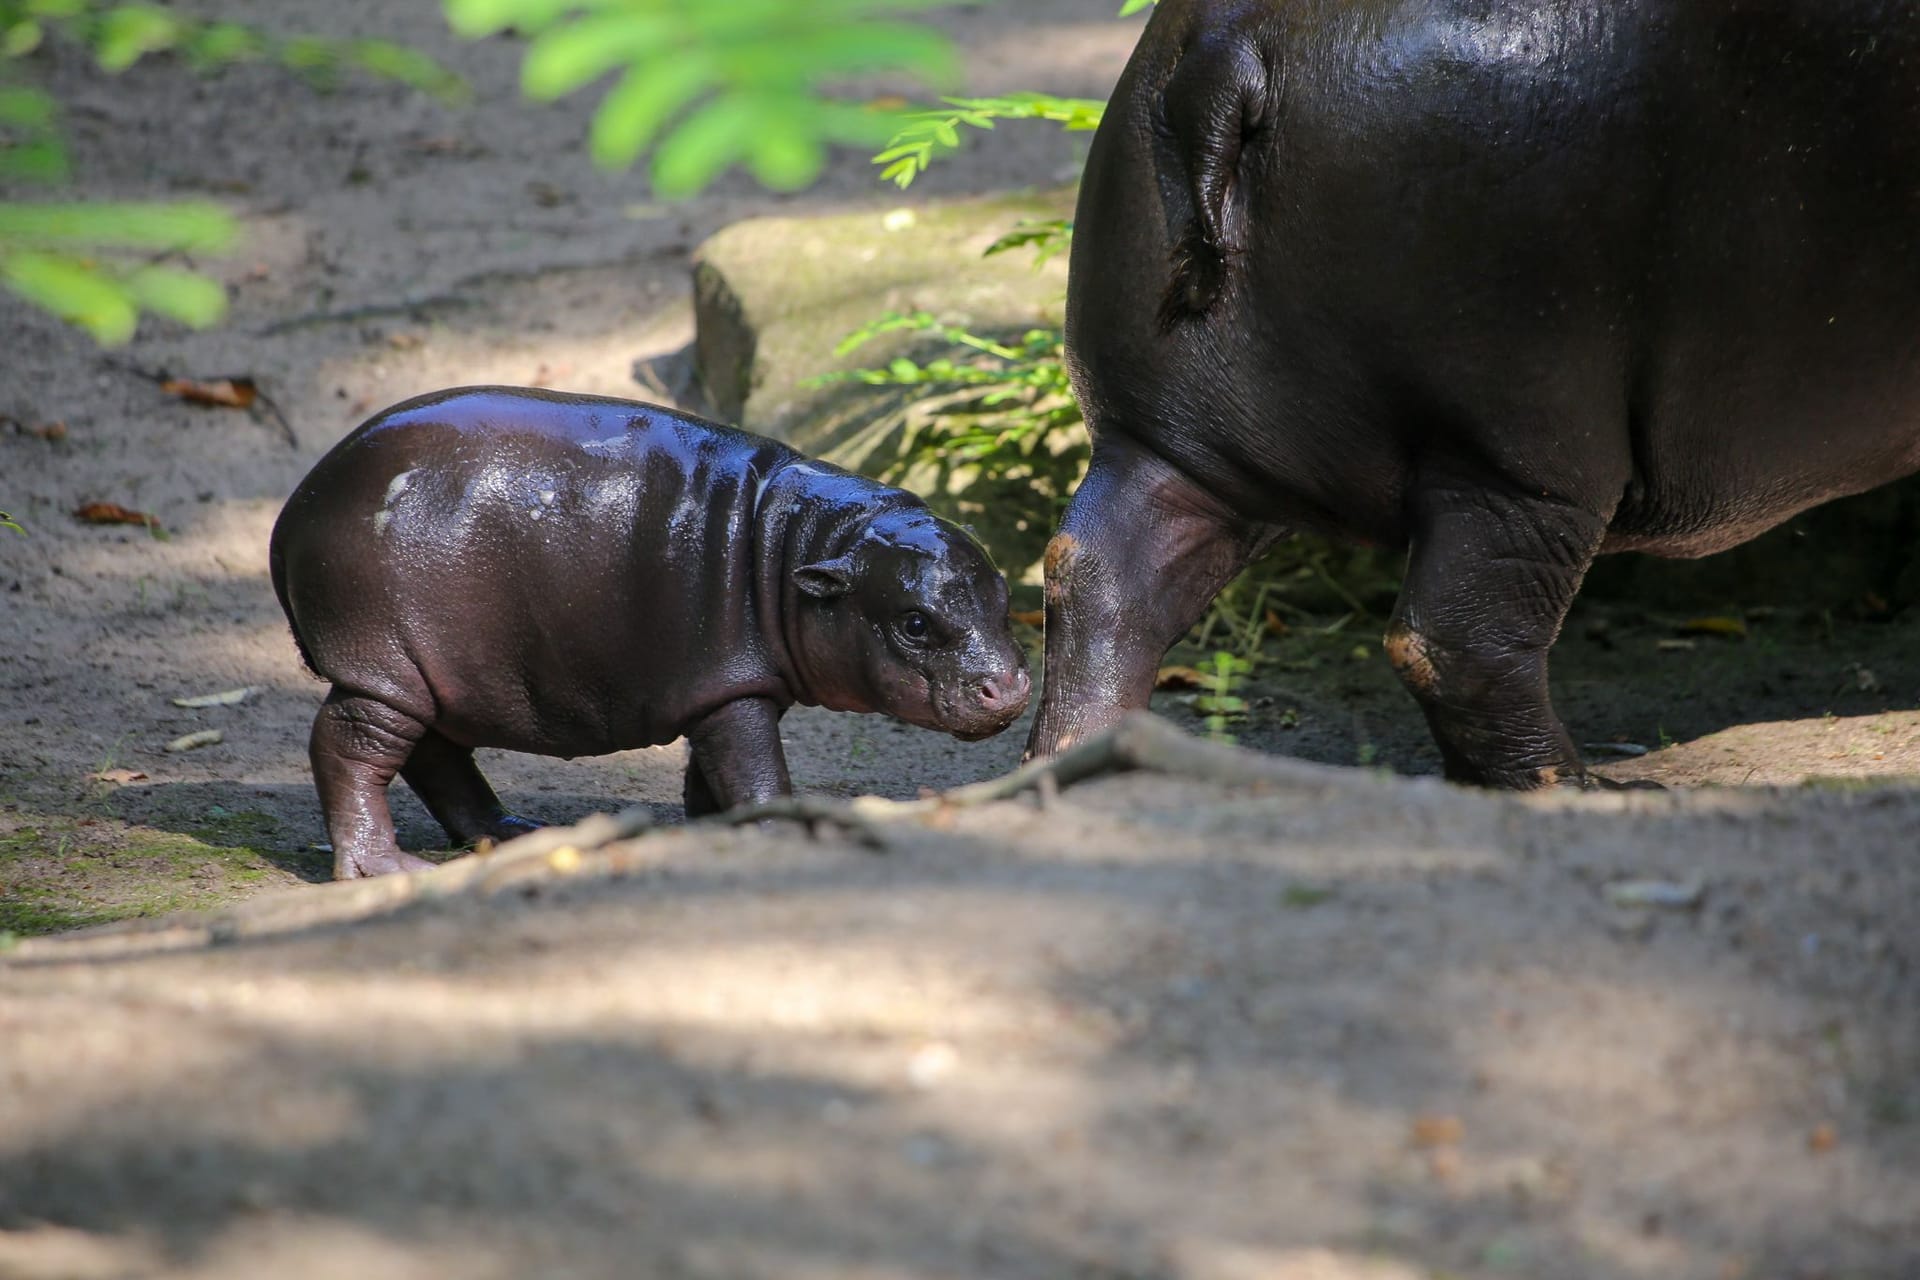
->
{"left": 977, "top": 668, "right": 1032, "bottom": 712}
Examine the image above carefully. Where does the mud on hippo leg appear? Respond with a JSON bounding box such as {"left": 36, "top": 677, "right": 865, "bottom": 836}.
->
{"left": 1385, "top": 481, "right": 1611, "bottom": 789}
{"left": 683, "top": 696, "right": 791, "bottom": 817}
{"left": 1025, "top": 434, "right": 1276, "bottom": 760}
{"left": 309, "top": 688, "right": 440, "bottom": 879}
{"left": 400, "top": 729, "right": 545, "bottom": 848}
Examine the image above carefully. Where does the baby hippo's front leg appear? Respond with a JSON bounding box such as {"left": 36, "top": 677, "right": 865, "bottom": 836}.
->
{"left": 682, "top": 696, "right": 793, "bottom": 819}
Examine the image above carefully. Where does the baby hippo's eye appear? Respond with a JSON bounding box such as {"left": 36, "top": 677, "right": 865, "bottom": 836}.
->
{"left": 899, "top": 610, "right": 930, "bottom": 642}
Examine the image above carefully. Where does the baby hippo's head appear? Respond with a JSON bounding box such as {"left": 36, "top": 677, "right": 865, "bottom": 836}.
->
{"left": 792, "top": 508, "right": 1030, "bottom": 741}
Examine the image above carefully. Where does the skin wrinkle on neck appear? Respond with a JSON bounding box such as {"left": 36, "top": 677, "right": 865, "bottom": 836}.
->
{"left": 758, "top": 459, "right": 877, "bottom": 713}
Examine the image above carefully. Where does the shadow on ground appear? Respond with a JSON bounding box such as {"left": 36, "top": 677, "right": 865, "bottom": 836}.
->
{"left": 4, "top": 763, "right": 1917, "bottom": 1278}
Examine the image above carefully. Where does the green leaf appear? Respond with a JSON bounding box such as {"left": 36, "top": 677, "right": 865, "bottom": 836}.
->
{"left": 0, "top": 139, "right": 69, "bottom": 182}
{"left": 765, "top": 23, "right": 957, "bottom": 85}
{"left": 2, "top": 250, "right": 138, "bottom": 344}
{"left": 185, "top": 22, "right": 263, "bottom": 65}
{"left": 3, "top": 18, "right": 42, "bottom": 56}
{"left": 278, "top": 35, "right": 339, "bottom": 74}
{"left": 0, "top": 201, "right": 234, "bottom": 252}
{"left": 349, "top": 39, "right": 467, "bottom": 100}
{"left": 648, "top": 92, "right": 760, "bottom": 196}
{"left": 871, "top": 93, "right": 1105, "bottom": 187}
{"left": 1119, "top": 0, "right": 1156, "bottom": 14}
{"left": 442, "top": 0, "right": 575, "bottom": 40}
{"left": 983, "top": 218, "right": 1073, "bottom": 266}
{"left": 94, "top": 4, "right": 182, "bottom": 72}
{"left": 0, "top": 511, "right": 24, "bottom": 535}
{"left": 122, "top": 264, "right": 227, "bottom": 329}
{"left": 0, "top": 87, "right": 54, "bottom": 128}
{"left": 522, "top": 11, "right": 676, "bottom": 101}
{"left": 747, "top": 114, "right": 825, "bottom": 191}
{"left": 588, "top": 57, "right": 713, "bottom": 170}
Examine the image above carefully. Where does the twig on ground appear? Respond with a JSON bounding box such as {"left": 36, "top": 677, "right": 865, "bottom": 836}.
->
{"left": 702, "top": 712, "right": 1373, "bottom": 841}
{"left": 720, "top": 798, "right": 888, "bottom": 850}
{"left": 254, "top": 293, "right": 477, "bottom": 336}
{"left": 5, "top": 715, "right": 1378, "bottom": 962}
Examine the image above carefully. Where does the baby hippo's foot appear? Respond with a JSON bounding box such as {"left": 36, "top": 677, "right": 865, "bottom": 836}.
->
{"left": 336, "top": 846, "right": 439, "bottom": 880}
{"left": 471, "top": 814, "right": 546, "bottom": 848}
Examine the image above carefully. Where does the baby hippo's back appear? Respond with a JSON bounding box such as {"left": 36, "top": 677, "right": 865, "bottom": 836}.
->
{"left": 271, "top": 387, "right": 796, "bottom": 756}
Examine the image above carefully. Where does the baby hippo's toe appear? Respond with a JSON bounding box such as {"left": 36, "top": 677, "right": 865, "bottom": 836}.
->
{"left": 478, "top": 814, "right": 547, "bottom": 846}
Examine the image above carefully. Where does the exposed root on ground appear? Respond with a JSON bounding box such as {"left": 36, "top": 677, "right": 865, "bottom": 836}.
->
{"left": 3, "top": 715, "right": 1379, "bottom": 963}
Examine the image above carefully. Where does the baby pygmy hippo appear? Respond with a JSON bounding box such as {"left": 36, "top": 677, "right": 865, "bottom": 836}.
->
{"left": 271, "top": 386, "right": 1031, "bottom": 879}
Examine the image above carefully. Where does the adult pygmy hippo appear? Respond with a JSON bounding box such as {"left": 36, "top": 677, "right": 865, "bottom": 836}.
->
{"left": 272, "top": 387, "right": 1030, "bottom": 879}
{"left": 1030, "top": 0, "right": 1920, "bottom": 787}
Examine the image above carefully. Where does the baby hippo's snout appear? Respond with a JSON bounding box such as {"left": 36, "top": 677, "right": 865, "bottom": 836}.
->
{"left": 978, "top": 667, "right": 1031, "bottom": 715}
{"left": 947, "top": 658, "right": 1032, "bottom": 741}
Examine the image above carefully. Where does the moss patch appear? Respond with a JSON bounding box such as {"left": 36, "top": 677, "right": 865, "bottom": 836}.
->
{"left": 0, "top": 805, "right": 324, "bottom": 938}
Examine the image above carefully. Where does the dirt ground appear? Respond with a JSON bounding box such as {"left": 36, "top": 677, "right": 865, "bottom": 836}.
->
{"left": 1, "top": 1, "right": 1917, "bottom": 1276}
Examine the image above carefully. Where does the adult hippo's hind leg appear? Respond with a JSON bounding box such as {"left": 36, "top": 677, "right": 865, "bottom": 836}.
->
{"left": 1025, "top": 433, "right": 1274, "bottom": 760}
{"left": 1386, "top": 476, "right": 1611, "bottom": 789}
{"left": 400, "top": 729, "right": 545, "bottom": 848}
{"left": 310, "top": 687, "right": 439, "bottom": 879}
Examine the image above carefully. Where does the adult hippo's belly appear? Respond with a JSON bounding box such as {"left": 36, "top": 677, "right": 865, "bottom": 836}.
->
{"left": 1026, "top": 0, "right": 1920, "bottom": 787}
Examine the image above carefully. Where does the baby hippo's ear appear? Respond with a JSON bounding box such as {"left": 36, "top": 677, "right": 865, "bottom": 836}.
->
{"left": 793, "top": 557, "right": 856, "bottom": 599}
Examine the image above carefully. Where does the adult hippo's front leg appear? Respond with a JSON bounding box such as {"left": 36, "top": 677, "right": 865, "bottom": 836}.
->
{"left": 1025, "top": 434, "right": 1273, "bottom": 760}
{"left": 1386, "top": 471, "right": 1614, "bottom": 789}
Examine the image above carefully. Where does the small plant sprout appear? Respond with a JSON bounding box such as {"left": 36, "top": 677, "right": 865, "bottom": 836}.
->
{"left": 873, "top": 93, "right": 1105, "bottom": 189}
{"left": 1194, "top": 650, "right": 1252, "bottom": 745}
{"left": 810, "top": 310, "right": 1087, "bottom": 525}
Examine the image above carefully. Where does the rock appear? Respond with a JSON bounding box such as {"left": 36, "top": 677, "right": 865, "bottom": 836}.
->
{"left": 691, "top": 190, "right": 1076, "bottom": 581}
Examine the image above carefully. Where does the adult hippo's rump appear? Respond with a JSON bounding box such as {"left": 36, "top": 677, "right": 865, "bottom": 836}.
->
{"left": 1029, "top": 0, "right": 1920, "bottom": 786}
{"left": 273, "top": 387, "right": 1029, "bottom": 879}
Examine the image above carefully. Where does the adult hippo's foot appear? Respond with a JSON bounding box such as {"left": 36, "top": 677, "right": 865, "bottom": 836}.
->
{"left": 1024, "top": 434, "right": 1276, "bottom": 761}
{"left": 1384, "top": 472, "right": 1615, "bottom": 790}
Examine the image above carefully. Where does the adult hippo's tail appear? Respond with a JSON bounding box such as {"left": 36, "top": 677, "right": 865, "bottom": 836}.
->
{"left": 1025, "top": 1, "right": 1280, "bottom": 761}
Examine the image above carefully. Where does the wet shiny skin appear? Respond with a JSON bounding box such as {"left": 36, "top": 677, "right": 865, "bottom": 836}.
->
{"left": 1029, "top": 0, "right": 1920, "bottom": 788}
{"left": 272, "top": 387, "right": 1028, "bottom": 879}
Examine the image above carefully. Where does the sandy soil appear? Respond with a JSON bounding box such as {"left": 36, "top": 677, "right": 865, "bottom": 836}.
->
{"left": 1, "top": 2, "right": 1917, "bottom": 1275}
{"left": 4, "top": 731, "right": 1918, "bottom": 1280}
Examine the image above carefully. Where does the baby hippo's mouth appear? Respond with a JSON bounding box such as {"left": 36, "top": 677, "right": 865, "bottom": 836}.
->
{"left": 938, "top": 666, "right": 1032, "bottom": 741}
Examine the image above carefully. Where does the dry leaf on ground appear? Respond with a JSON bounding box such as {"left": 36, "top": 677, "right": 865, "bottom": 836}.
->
{"left": 170, "top": 687, "right": 262, "bottom": 709}
{"left": 72, "top": 502, "right": 160, "bottom": 530}
{"left": 164, "top": 730, "right": 224, "bottom": 753}
{"left": 1410, "top": 1114, "right": 1464, "bottom": 1148}
{"left": 160, "top": 377, "right": 257, "bottom": 409}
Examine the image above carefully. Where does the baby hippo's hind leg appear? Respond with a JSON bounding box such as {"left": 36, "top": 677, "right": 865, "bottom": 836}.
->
{"left": 309, "top": 688, "right": 440, "bottom": 880}
{"left": 401, "top": 730, "right": 546, "bottom": 848}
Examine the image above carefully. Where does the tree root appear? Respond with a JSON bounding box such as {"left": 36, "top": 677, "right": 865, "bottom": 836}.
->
{"left": 702, "top": 711, "right": 1377, "bottom": 849}
{"left": 4, "top": 714, "right": 1379, "bottom": 961}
